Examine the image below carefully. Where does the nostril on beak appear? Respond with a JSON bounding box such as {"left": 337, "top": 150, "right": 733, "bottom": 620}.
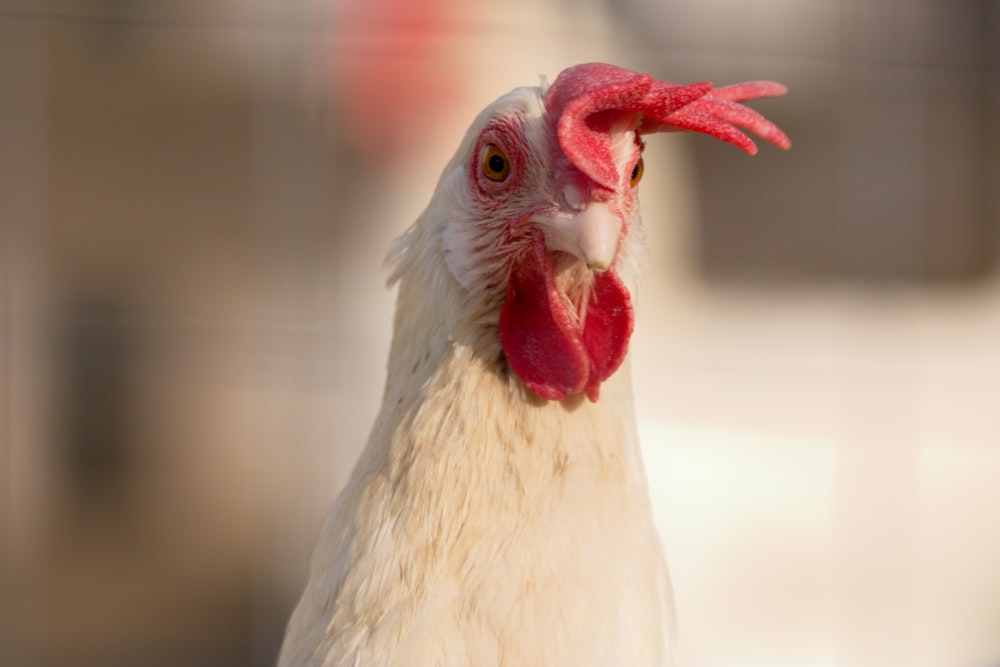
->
{"left": 536, "top": 201, "right": 621, "bottom": 271}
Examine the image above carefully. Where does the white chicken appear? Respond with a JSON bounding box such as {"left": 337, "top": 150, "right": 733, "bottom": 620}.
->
{"left": 278, "top": 62, "right": 789, "bottom": 667}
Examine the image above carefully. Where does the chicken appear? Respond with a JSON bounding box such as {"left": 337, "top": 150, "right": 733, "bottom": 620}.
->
{"left": 278, "top": 62, "right": 789, "bottom": 667}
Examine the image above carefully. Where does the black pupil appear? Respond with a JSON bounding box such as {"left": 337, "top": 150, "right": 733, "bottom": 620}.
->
{"left": 488, "top": 154, "right": 506, "bottom": 173}
{"left": 631, "top": 162, "right": 640, "bottom": 180}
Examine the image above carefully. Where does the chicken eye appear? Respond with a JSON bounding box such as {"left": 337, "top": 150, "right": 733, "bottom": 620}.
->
{"left": 481, "top": 144, "right": 510, "bottom": 182}
{"left": 630, "top": 156, "right": 644, "bottom": 187}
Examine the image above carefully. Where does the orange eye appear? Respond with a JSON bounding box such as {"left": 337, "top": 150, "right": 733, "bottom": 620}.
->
{"left": 630, "top": 156, "right": 644, "bottom": 187}
{"left": 481, "top": 144, "right": 510, "bottom": 182}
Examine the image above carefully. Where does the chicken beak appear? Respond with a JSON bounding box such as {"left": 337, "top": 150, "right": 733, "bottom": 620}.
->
{"left": 534, "top": 202, "right": 622, "bottom": 272}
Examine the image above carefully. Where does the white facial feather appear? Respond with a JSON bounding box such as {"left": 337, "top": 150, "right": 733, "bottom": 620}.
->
{"left": 439, "top": 87, "right": 550, "bottom": 296}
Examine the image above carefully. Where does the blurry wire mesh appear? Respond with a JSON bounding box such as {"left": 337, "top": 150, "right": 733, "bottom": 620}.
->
{"left": 1, "top": 1, "right": 999, "bottom": 667}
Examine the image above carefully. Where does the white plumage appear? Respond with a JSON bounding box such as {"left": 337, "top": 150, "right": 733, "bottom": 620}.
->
{"left": 278, "top": 63, "right": 788, "bottom": 667}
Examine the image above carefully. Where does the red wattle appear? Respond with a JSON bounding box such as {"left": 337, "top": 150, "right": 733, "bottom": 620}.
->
{"left": 499, "top": 233, "right": 633, "bottom": 402}
{"left": 582, "top": 269, "right": 633, "bottom": 401}
{"left": 499, "top": 234, "right": 589, "bottom": 400}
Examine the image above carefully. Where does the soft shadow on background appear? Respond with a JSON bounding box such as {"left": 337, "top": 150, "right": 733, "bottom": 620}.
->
{"left": 1, "top": 1, "right": 998, "bottom": 666}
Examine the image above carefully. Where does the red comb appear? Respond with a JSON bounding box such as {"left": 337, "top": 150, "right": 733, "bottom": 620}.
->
{"left": 545, "top": 63, "right": 791, "bottom": 189}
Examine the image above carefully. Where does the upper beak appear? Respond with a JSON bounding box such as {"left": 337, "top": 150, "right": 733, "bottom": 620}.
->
{"left": 532, "top": 202, "right": 622, "bottom": 272}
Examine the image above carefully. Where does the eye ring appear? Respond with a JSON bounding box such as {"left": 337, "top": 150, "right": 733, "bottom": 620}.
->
{"left": 630, "top": 156, "right": 644, "bottom": 187}
{"left": 480, "top": 144, "right": 510, "bottom": 182}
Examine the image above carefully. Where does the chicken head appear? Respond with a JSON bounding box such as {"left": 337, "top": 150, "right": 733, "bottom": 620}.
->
{"left": 435, "top": 62, "right": 790, "bottom": 402}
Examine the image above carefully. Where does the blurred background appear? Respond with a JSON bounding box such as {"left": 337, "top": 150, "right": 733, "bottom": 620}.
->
{"left": 1, "top": 1, "right": 998, "bottom": 666}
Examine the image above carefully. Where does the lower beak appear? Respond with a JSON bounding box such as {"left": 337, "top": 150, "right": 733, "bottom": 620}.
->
{"left": 533, "top": 202, "right": 622, "bottom": 272}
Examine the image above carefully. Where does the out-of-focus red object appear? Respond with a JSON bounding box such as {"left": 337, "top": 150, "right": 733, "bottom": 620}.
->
{"left": 330, "top": 0, "right": 465, "bottom": 161}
